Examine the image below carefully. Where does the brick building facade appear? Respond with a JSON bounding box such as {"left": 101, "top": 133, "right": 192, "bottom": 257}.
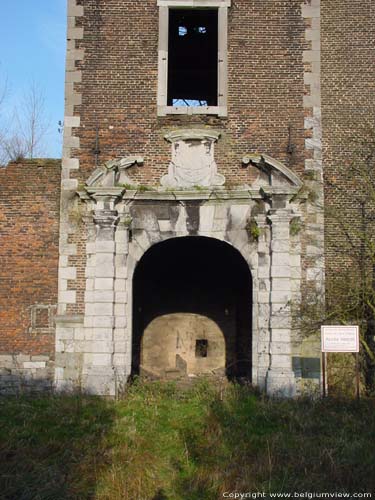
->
{"left": 0, "top": 0, "right": 373, "bottom": 395}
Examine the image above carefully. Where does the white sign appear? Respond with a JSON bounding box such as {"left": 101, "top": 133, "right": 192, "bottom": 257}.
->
{"left": 321, "top": 325, "right": 359, "bottom": 353}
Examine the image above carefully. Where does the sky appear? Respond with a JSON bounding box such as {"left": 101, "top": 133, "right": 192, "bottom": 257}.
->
{"left": 0, "top": 0, "right": 66, "bottom": 158}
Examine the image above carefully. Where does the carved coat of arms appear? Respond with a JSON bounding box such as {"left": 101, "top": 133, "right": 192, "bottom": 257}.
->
{"left": 161, "top": 130, "right": 225, "bottom": 188}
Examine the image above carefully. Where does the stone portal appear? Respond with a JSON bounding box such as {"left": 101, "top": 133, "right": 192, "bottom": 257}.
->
{"left": 132, "top": 236, "right": 253, "bottom": 380}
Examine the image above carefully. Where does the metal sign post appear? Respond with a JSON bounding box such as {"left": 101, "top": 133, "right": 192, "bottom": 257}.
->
{"left": 321, "top": 325, "right": 360, "bottom": 399}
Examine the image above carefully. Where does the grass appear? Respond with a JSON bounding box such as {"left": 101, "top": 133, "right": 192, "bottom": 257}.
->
{"left": 0, "top": 380, "right": 374, "bottom": 499}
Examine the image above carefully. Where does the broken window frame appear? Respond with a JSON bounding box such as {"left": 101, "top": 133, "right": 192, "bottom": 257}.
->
{"left": 157, "top": 0, "right": 230, "bottom": 117}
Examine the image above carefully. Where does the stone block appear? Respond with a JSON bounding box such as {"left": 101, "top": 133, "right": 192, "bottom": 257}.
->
{"left": 258, "top": 292, "right": 270, "bottom": 304}
{"left": 257, "top": 342, "right": 269, "bottom": 354}
{"left": 269, "top": 329, "right": 290, "bottom": 342}
{"left": 114, "top": 279, "right": 126, "bottom": 292}
{"left": 62, "top": 158, "right": 79, "bottom": 170}
{"left": 270, "top": 315, "right": 291, "bottom": 329}
{"left": 74, "top": 328, "right": 85, "bottom": 341}
{"left": 229, "top": 205, "right": 249, "bottom": 227}
{"left": 91, "top": 353, "right": 112, "bottom": 367}
{"left": 95, "top": 265, "right": 115, "bottom": 278}
{"left": 271, "top": 240, "right": 290, "bottom": 253}
{"left": 269, "top": 355, "right": 293, "bottom": 368}
{"left": 96, "top": 253, "right": 114, "bottom": 267}
{"left": 94, "top": 290, "right": 115, "bottom": 303}
{"left": 257, "top": 267, "right": 270, "bottom": 279}
{"left": 115, "top": 292, "right": 127, "bottom": 303}
{"left": 86, "top": 242, "right": 96, "bottom": 254}
{"left": 60, "top": 291, "right": 76, "bottom": 304}
{"left": 271, "top": 278, "right": 291, "bottom": 292}
{"left": 84, "top": 291, "right": 94, "bottom": 303}
{"left": 271, "top": 252, "right": 291, "bottom": 267}
{"left": 67, "top": 27, "right": 84, "bottom": 40}
{"left": 270, "top": 342, "right": 292, "bottom": 355}
{"left": 64, "top": 116, "right": 80, "bottom": 128}
{"left": 303, "top": 50, "right": 320, "bottom": 63}
{"left": 59, "top": 243, "right": 77, "bottom": 256}
{"left": 84, "top": 341, "right": 114, "bottom": 354}
{"left": 96, "top": 241, "right": 116, "bottom": 253}
{"left": 115, "top": 243, "right": 128, "bottom": 255}
{"left": 90, "top": 302, "right": 113, "bottom": 316}
{"left": 57, "top": 327, "right": 74, "bottom": 340}
{"left": 60, "top": 267, "right": 77, "bottom": 280}
{"left": 270, "top": 291, "right": 291, "bottom": 304}
{"left": 115, "top": 316, "right": 127, "bottom": 328}
{"left": 301, "top": 6, "right": 320, "bottom": 19}
{"left": 291, "top": 267, "right": 302, "bottom": 279}
{"left": 93, "top": 316, "right": 114, "bottom": 328}
{"left": 114, "top": 304, "right": 127, "bottom": 316}
{"left": 159, "top": 220, "right": 172, "bottom": 232}
{"left": 31, "top": 355, "right": 50, "bottom": 362}
{"left": 23, "top": 362, "right": 46, "bottom": 369}
{"left": 94, "top": 278, "right": 113, "bottom": 290}
{"left": 113, "top": 353, "right": 127, "bottom": 366}
{"left": 86, "top": 278, "right": 94, "bottom": 291}
{"left": 199, "top": 205, "right": 215, "bottom": 232}
{"left": 257, "top": 353, "right": 271, "bottom": 368}
{"left": 271, "top": 266, "right": 291, "bottom": 278}
{"left": 64, "top": 135, "right": 80, "bottom": 148}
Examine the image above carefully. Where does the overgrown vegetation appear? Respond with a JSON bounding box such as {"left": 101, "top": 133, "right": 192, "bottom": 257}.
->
{"left": 1, "top": 380, "right": 374, "bottom": 499}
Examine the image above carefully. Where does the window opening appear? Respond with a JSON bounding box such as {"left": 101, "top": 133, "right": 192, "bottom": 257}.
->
{"left": 168, "top": 9, "right": 218, "bottom": 107}
{"left": 195, "top": 339, "right": 208, "bottom": 358}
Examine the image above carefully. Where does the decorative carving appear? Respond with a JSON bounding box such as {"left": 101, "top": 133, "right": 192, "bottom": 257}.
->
{"left": 242, "top": 153, "right": 303, "bottom": 193}
{"left": 161, "top": 129, "right": 225, "bottom": 188}
{"left": 86, "top": 156, "right": 144, "bottom": 188}
{"left": 93, "top": 209, "right": 119, "bottom": 228}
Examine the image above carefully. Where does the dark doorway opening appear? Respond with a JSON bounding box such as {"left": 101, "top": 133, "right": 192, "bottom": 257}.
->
{"left": 168, "top": 9, "right": 218, "bottom": 106}
{"left": 132, "top": 237, "right": 252, "bottom": 379}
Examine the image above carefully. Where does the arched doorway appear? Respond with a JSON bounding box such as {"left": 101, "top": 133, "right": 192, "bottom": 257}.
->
{"left": 132, "top": 237, "right": 253, "bottom": 379}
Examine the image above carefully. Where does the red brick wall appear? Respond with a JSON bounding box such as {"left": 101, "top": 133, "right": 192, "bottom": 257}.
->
{"left": 65, "top": 1, "right": 310, "bottom": 315}
{"left": 0, "top": 160, "right": 61, "bottom": 356}
{"left": 72, "top": 0, "right": 307, "bottom": 184}
{"left": 322, "top": 0, "right": 375, "bottom": 276}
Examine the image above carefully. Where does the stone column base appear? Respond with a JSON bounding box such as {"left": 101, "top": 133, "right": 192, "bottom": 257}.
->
{"left": 266, "top": 369, "right": 296, "bottom": 397}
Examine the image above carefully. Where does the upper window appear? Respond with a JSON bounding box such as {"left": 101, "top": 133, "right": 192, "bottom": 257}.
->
{"left": 157, "top": 0, "right": 230, "bottom": 116}
{"left": 168, "top": 9, "right": 218, "bottom": 107}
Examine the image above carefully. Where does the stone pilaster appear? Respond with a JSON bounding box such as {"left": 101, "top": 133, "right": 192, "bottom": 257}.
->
{"left": 80, "top": 188, "right": 124, "bottom": 395}
{"left": 112, "top": 214, "right": 132, "bottom": 389}
{"left": 82, "top": 209, "right": 118, "bottom": 395}
{"left": 255, "top": 214, "right": 271, "bottom": 390}
{"left": 266, "top": 209, "right": 296, "bottom": 396}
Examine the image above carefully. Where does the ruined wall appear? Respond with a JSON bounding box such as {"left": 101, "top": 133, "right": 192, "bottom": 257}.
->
{"left": 73, "top": 0, "right": 307, "bottom": 182}
{"left": 55, "top": 0, "right": 324, "bottom": 395}
{"left": 0, "top": 160, "right": 61, "bottom": 393}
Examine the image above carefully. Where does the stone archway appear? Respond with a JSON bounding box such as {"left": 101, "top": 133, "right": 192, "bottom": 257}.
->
{"left": 132, "top": 236, "right": 253, "bottom": 380}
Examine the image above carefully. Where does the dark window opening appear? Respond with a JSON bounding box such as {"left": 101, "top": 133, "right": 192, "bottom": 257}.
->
{"left": 195, "top": 339, "right": 208, "bottom": 358}
{"left": 168, "top": 9, "right": 218, "bottom": 107}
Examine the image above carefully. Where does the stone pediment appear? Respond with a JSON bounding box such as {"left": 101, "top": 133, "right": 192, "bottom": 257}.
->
{"left": 243, "top": 153, "right": 303, "bottom": 194}
{"left": 161, "top": 129, "right": 225, "bottom": 188}
{"left": 85, "top": 156, "right": 144, "bottom": 188}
